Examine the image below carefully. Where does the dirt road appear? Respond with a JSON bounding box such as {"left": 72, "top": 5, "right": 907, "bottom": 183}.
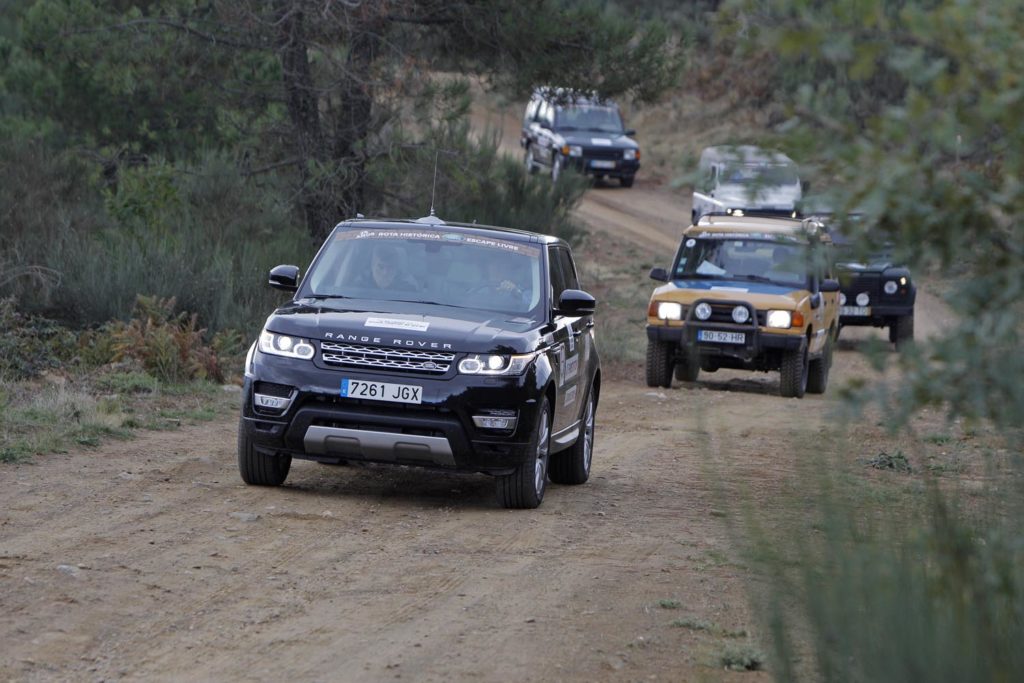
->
{"left": 1, "top": 106, "right": 950, "bottom": 682}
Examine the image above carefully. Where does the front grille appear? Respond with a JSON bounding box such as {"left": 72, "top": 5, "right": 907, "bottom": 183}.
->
{"left": 583, "top": 148, "right": 623, "bottom": 161}
{"left": 697, "top": 303, "right": 757, "bottom": 326}
{"left": 320, "top": 341, "right": 455, "bottom": 374}
{"left": 841, "top": 272, "right": 880, "bottom": 297}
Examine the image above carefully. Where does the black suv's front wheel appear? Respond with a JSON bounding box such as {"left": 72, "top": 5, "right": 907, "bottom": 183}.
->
{"left": 496, "top": 397, "right": 551, "bottom": 509}
{"left": 550, "top": 389, "right": 595, "bottom": 485}
{"left": 237, "top": 418, "right": 291, "bottom": 486}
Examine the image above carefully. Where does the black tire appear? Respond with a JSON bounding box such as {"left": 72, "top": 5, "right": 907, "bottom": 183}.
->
{"left": 619, "top": 175, "right": 635, "bottom": 188}
{"left": 645, "top": 339, "right": 674, "bottom": 388}
{"left": 550, "top": 389, "right": 596, "bottom": 485}
{"left": 524, "top": 146, "right": 538, "bottom": 175}
{"left": 891, "top": 314, "right": 914, "bottom": 351}
{"left": 779, "top": 338, "right": 809, "bottom": 398}
{"left": 551, "top": 155, "right": 562, "bottom": 183}
{"left": 674, "top": 354, "right": 700, "bottom": 382}
{"left": 496, "top": 397, "right": 551, "bottom": 509}
{"left": 807, "top": 333, "right": 832, "bottom": 395}
{"left": 237, "top": 418, "right": 290, "bottom": 485}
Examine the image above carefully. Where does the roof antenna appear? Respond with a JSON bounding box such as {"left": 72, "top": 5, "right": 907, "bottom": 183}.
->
{"left": 429, "top": 148, "right": 439, "bottom": 218}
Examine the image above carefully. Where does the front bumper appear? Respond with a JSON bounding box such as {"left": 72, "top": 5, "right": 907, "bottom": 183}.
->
{"left": 647, "top": 322, "right": 802, "bottom": 359}
{"left": 567, "top": 155, "right": 640, "bottom": 178}
{"left": 241, "top": 353, "right": 544, "bottom": 474}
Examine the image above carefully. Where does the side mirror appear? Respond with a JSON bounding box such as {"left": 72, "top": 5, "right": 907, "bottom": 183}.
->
{"left": 649, "top": 267, "right": 670, "bottom": 282}
{"left": 269, "top": 264, "right": 300, "bottom": 292}
{"left": 558, "top": 289, "right": 596, "bottom": 316}
{"left": 810, "top": 292, "right": 822, "bottom": 310}
{"left": 820, "top": 278, "right": 841, "bottom": 293}
{"left": 624, "top": 129, "right": 636, "bottom": 137}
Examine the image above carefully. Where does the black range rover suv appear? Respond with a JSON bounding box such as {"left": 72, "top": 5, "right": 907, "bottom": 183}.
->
{"left": 239, "top": 215, "right": 601, "bottom": 509}
{"left": 521, "top": 88, "right": 640, "bottom": 187}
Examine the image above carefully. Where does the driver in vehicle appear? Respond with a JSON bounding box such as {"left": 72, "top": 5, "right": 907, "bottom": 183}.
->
{"left": 479, "top": 252, "right": 531, "bottom": 308}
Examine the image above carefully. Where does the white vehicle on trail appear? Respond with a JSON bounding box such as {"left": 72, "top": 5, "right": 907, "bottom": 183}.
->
{"left": 692, "top": 146, "right": 802, "bottom": 223}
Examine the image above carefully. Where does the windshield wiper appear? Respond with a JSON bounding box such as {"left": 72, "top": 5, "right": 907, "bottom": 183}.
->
{"left": 733, "top": 274, "right": 776, "bottom": 283}
{"left": 676, "top": 272, "right": 723, "bottom": 279}
{"left": 304, "top": 293, "right": 350, "bottom": 301}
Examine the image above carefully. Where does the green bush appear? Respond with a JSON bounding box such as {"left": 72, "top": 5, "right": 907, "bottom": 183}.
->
{"left": 0, "top": 297, "right": 76, "bottom": 380}
{"left": 759, "top": 480, "right": 1024, "bottom": 683}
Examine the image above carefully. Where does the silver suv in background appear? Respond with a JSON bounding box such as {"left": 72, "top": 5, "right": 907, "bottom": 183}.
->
{"left": 692, "top": 146, "right": 802, "bottom": 223}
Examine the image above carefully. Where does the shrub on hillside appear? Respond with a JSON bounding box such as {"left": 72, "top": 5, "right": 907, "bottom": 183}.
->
{"left": 105, "top": 295, "right": 223, "bottom": 384}
{"left": 0, "top": 297, "right": 75, "bottom": 381}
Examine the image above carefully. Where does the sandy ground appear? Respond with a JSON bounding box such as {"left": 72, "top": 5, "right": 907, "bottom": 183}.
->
{"left": 0, "top": 100, "right": 951, "bottom": 683}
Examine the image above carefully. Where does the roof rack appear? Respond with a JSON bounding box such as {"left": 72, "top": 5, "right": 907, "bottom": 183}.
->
{"left": 696, "top": 209, "right": 802, "bottom": 222}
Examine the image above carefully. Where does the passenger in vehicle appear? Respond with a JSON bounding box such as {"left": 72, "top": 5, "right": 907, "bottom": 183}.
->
{"left": 360, "top": 243, "right": 418, "bottom": 291}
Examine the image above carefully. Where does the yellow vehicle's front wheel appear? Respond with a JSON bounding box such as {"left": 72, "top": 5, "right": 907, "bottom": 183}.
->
{"left": 779, "top": 338, "right": 809, "bottom": 398}
{"left": 646, "top": 339, "right": 674, "bottom": 388}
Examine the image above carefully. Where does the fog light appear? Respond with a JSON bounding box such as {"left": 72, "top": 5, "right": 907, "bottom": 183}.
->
{"left": 254, "top": 392, "right": 295, "bottom": 412}
{"left": 473, "top": 410, "right": 518, "bottom": 431}
{"left": 856, "top": 292, "right": 870, "bottom": 306}
{"left": 839, "top": 292, "right": 847, "bottom": 306}
{"left": 694, "top": 303, "right": 712, "bottom": 320}
{"left": 884, "top": 280, "right": 898, "bottom": 294}
{"left": 731, "top": 306, "right": 750, "bottom": 324}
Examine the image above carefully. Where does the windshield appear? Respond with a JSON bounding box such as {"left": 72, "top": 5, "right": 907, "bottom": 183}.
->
{"left": 673, "top": 237, "right": 810, "bottom": 288}
{"left": 300, "top": 228, "right": 544, "bottom": 319}
{"left": 720, "top": 162, "right": 799, "bottom": 188}
{"left": 555, "top": 104, "right": 624, "bottom": 133}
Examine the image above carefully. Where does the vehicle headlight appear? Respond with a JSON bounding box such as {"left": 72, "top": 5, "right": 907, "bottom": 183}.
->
{"left": 731, "top": 306, "right": 750, "bottom": 324}
{"left": 458, "top": 352, "right": 538, "bottom": 376}
{"left": 694, "top": 302, "right": 712, "bottom": 321}
{"left": 839, "top": 292, "right": 847, "bottom": 306}
{"left": 259, "top": 331, "right": 315, "bottom": 360}
{"left": 883, "top": 280, "right": 898, "bottom": 294}
{"left": 657, "top": 302, "right": 683, "bottom": 320}
{"left": 623, "top": 149, "right": 638, "bottom": 161}
{"left": 766, "top": 310, "right": 793, "bottom": 328}
{"left": 562, "top": 144, "right": 582, "bottom": 157}
{"left": 856, "top": 292, "right": 870, "bottom": 306}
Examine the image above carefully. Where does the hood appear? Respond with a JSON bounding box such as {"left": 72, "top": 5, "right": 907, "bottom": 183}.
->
{"left": 837, "top": 260, "right": 893, "bottom": 273}
{"left": 715, "top": 183, "right": 802, "bottom": 210}
{"left": 653, "top": 278, "right": 808, "bottom": 308}
{"left": 558, "top": 131, "right": 638, "bottom": 149}
{"left": 264, "top": 300, "right": 541, "bottom": 354}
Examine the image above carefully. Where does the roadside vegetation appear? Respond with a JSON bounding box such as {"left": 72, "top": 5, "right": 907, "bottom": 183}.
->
{"left": 692, "top": 2, "right": 1024, "bottom": 680}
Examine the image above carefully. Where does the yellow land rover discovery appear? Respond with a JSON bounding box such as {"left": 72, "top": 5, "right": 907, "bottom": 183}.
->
{"left": 645, "top": 214, "right": 840, "bottom": 398}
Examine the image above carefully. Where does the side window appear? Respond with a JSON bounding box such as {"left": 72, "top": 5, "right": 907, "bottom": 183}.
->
{"left": 548, "top": 247, "right": 567, "bottom": 306}
{"left": 524, "top": 98, "right": 539, "bottom": 124}
{"left": 540, "top": 101, "right": 554, "bottom": 128}
{"left": 557, "top": 249, "right": 580, "bottom": 291}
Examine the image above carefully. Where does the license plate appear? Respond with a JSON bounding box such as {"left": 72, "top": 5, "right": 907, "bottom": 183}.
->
{"left": 697, "top": 330, "right": 745, "bottom": 344}
{"left": 590, "top": 159, "right": 616, "bottom": 169}
{"left": 840, "top": 306, "right": 871, "bottom": 317}
{"left": 340, "top": 379, "right": 422, "bottom": 404}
